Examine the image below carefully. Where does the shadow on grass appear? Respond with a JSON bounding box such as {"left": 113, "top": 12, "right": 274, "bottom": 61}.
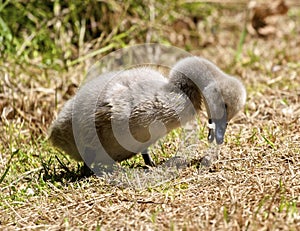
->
{"left": 39, "top": 154, "right": 213, "bottom": 184}
{"left": 40, "top": 155, "right": 150, "bottom": 183}
{"left": 40, "top": 156, "right": 94, "bottom": 183}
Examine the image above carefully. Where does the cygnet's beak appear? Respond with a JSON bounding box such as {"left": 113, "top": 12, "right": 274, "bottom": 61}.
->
{"left": 208, "top": 111, "right": 227, "bottom": 145}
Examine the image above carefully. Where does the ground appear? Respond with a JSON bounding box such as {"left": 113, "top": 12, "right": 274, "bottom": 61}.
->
{"left": 0, "top": 1, "right": 299, "bottom": 230}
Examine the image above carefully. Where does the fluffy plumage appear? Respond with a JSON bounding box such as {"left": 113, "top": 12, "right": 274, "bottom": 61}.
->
{"left": 48, "top": 57, "right": 246, "bottom": 167}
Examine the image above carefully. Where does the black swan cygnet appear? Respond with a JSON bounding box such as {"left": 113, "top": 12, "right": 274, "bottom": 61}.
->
{"left": 49, "top": 56, "right": 246, "bottom": 168}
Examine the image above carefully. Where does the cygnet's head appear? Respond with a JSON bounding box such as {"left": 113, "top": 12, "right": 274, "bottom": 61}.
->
{"left": 170, "top": 56, "right": 246, "bottom": 144}
{"left": 218, "top": 75, "right": 247, "bottom": 122}
{"left": 203, "top": 76, "right": 246, "bottom": 145}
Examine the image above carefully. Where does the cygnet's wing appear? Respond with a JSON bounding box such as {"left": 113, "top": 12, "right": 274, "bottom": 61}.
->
{"left": 96, "top": 67, "right": 168, "bottom": 121}
{"left": 73, "top": 67, "right": 170, "bottom": 161}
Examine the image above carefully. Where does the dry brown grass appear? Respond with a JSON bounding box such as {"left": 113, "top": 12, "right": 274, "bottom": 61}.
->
{"left": 1, "top": 1, "right": 300, "bottom": 230}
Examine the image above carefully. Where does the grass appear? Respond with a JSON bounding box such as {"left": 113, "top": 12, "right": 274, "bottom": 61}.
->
{"left": 1, "top": 0, "right": 300, "bottom": 230}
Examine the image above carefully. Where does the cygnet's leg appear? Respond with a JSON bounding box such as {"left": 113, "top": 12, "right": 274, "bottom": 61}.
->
{"left": 142, "top": 149, "right": 155, "bottom": 167}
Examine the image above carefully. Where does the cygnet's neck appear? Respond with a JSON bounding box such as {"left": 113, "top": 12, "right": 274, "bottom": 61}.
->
{"left": 168, "top": 73, "right": 203, "bottom": 112}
